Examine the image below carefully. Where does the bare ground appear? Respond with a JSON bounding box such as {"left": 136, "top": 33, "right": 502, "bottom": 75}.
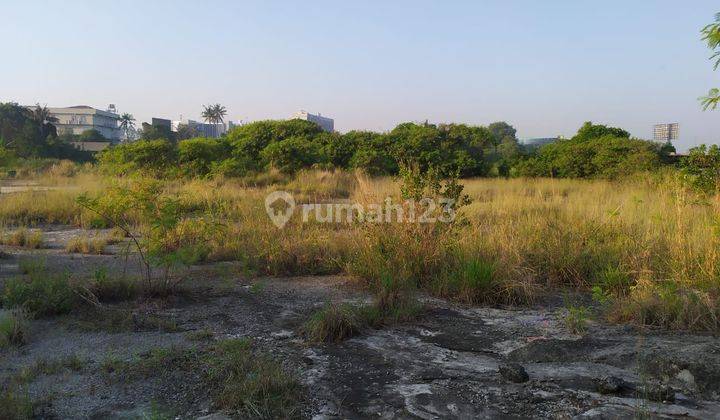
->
{"left": 1, "top": 228, "right": 720, "bottom": 419}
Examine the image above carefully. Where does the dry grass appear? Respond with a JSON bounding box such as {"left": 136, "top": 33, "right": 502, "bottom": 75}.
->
{"left": 65, "top": 235, "right": 108, "bottom": 254}
{"left": 1, "top": 228, "right": 43, "bottom": 249}
{"left": 3, "top": 169, "right": 719, "bottom": 332}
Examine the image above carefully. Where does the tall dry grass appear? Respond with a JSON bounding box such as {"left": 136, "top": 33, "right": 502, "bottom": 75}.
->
{"left": 2, "top": 169, "right": 718, "bottom": 331}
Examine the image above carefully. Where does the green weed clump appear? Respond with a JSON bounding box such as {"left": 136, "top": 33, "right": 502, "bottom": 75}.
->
{"left": 206, "top": 339, "right": 303, "bottom": 418}
{"left": 2, "top": 270, "right": 77, "bottom": 318}
{"left": 302, "top": 303, "right": 365, "bottom": 342}
{"left": 0, "top": 388, "right": 33, "bottom": 420}
{"left": 0, "top": 310, "right": 28, "bottom": 348}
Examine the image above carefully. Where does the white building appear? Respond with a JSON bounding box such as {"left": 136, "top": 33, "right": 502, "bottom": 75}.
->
{"left": 48, "top": 105, "right": 122, "bottom": 140}
{"left": 291, "top": 110, "right": 334, "bottom": 132}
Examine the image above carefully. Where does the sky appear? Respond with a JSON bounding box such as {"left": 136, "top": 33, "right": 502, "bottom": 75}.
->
{"left": 1, "top": 0, "right": 718, "bottom": 151}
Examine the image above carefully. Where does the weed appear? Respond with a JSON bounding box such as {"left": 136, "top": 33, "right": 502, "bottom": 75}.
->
{"left": 0, "top": 309, "right": 28, "bottom": 348}
{"left": 1, "top": 228, "right": 43, "bottom": 249}
{"left": 86, "top": 267, "right": 139, "bottom": 302}
{"left": 0, "top": 388, "right": 33, "bottom": 420}
{"left": 206, "top": 339, "right": 302, "bottom": 419}
{"left": 13, "top": 354, "right": 86, "bottom": 384}
{"left": 2, "top": 270, "right": 77, "bottom": 317}
{"left": 186, "top": 328, "right": 214, "bottom": 341}
{"left": 563, "top": 304, "right": 591, "bottom": 335}
{"left": 302, "top": 303, "right": 365, "bottom": 342}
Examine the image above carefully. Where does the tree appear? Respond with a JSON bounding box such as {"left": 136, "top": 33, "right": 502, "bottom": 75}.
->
{"left": 119, "top": 113, "right": 136, "bottom": 142}
{"left": 140, "top": 122, "right": 176, "bottom": 142}
{"left": 201, "top": 104, "right": 227, "bottom": 137}
{"left": 572, "top": 121, "right": 630, "bottom": 141}
{"left": 175, "top": 123, "right": 201, "bottom": 141}
{"left": 30, "top": 104, "right": 58, "bottom": 140}
{"left": 700, "top": 13, "right": 720, "bottom": 110}
{"left": 487, "top": 121, "right": 517, "bottom": 148}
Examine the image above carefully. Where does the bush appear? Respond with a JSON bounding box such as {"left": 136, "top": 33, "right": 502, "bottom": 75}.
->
{"left": 178, "top": 137, "right": 230, "bottom": 177}
{"left": 97, "top": 139, "right": 177, "bottom": 176}
{"left": 302, "top": 303, "right": 365, "bottom": 342}
{"left": 2, "top": 270, "right": 77, "bottom": 317}
{"left": 679, "top": 144, "right": 720, "bottom": 194}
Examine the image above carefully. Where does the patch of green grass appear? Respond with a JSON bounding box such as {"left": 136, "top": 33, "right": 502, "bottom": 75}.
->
{"left": 102, "top": 339, "right": 302, "bottom": 419}
{"left": 302, "top": 298, "right": 423, "bottom": 343}
{"left": 70, "top": 308, "right": 178, "bottom": 333}
{"left": 86, "top": 267, "right": 140, "bottom": 303}
{"left": 0, "top": 309, "right": 28, "bottom": 348}
{"left": 12, "top": 353, "right": 86, "bottom": 384}
{"left": 302, "top": 303, "right": 365, "bottom": 343}
{"left": 206, "top": 339, "right": 303, "bottom": 419}
{"left": 186, "top": 328, "right": 214, "bottom": 341}
{"left": 0, "top": 388, "right": 33, "bottom": 420}
{"left": 2, "top": 269, "right": 77, "bottom": 318}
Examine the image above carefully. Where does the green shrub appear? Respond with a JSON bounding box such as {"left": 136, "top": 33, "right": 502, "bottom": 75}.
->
{"left": 178, "top": 137, "right": 230, "bottom": 177}
{"left": 2, "top": 269, "right": 77, "bottom": 317}
{"left": 302, "top": 303, "right": 364, "bottom": 342}
{"left": 97, "top": 139, "right": 177, "bottom": 176}
{"left": 679, "top": 144, "right": 720, "bottom": 194}
{"left": 438, "top": 258, "right": 498, "bottom": 303}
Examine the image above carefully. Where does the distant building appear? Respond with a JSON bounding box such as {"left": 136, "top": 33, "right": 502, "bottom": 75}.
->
{"left": 171, "top": 119, "right": 227, "bottom": 138}
{"left": 291, "top": 110, "right": 334, "bottom": 132}
{"left": 521, "top": 137, "right": 558, "bottom": 148}
{"left": 69, "top": 141, "right": 111, "bottom": 153}
{"left": 653, "top": 123, "right": 679, "bottom": 142}
{"left": 151, "top": 118, "right": 172, "bottom": 130}
{"left": 48, "top": 105, "right": 122, "bottom": 140}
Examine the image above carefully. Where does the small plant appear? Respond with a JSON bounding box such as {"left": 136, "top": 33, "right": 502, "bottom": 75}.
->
{"left": 563, "top": 304, "right": 591, "bottom": 335}
{"left": 65, "top": 235, "right": 107, "bottom": 254}
{"left": 302, "top": 303, "right": 364, "bottom": 343}
{"left": 85, "top": 267, "right": 140, "bottom": 303}
{"left": 0, "top": 310, "right": 28, "bottom": 348}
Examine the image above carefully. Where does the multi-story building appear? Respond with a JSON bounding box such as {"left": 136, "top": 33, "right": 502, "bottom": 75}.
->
{"left": 48, "top": 105, "right": 122, "bottom": 140}
{"left": 171, "top": 119, "right": 227, "bottom": 138}
{"left": 291, "top": 110, "right": 334, "bottom": 132}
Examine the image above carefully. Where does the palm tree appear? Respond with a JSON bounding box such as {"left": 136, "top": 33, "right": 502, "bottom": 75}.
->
{"left": 701, "top": 13, "right": 720, "bottom": 110}
{"left": 119, "top": 113, "right": 136, "bottom": 142}
{"left": 201, "top": 104, "right": 227, "bottom": 137}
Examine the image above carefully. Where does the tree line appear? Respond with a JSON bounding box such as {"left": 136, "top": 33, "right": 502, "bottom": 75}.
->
{"left": 96, "top": 118, "right": 678, "bottom": 180}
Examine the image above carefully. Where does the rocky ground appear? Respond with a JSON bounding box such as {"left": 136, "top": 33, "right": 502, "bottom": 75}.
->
{"left": 1, "top": 227, "right": 720, "bottom": 419}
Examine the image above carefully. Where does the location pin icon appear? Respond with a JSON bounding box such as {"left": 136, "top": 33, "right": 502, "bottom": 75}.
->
{"left": 265, "top": 191, "right": 296, "bottom": 228}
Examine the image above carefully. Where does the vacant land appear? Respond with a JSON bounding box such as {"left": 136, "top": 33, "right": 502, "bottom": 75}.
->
{"left": 1, "top": 170, "right": 719, "bottom": 418}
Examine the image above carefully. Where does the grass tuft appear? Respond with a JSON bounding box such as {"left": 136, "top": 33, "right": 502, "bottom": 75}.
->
{"left": 0, "top": 310, "right": 29, "bottom": 348}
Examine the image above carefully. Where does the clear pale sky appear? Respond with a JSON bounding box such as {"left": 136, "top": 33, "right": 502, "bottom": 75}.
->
{"left": 1, "top": 0, "right": 718, "bottom": 150}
